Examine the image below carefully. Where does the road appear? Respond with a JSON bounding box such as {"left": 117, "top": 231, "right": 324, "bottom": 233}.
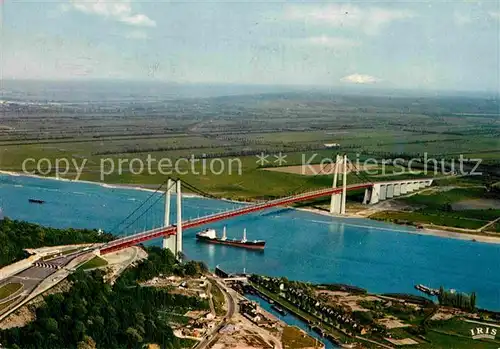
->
{"left": 194, "top": 277, "right": 236, "bottom": 349}
{"left": 0, "top": 248, "right": 95, "bottom": 320}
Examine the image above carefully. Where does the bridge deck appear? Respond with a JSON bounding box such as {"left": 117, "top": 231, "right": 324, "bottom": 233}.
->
{"left": 100, "top": 183, "right": 372, "bottom": 254}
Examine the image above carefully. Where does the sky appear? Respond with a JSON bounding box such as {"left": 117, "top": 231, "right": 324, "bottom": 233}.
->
{"left": 2, "top": 0, "right": 500, "bottom": 92}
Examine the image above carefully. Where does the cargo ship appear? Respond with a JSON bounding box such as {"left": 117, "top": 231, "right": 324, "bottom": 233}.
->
{"left": 415, "top": 284, "right": 439, "bottom": 296}
{"left": 196, "top": 227, "right": 265, "bottom": 250}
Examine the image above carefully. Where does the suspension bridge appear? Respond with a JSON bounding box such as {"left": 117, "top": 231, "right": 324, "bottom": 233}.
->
{"left": 99, "top": 155, "right": 434, "bottom": 256}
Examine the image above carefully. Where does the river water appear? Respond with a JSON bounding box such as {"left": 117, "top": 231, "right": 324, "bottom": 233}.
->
{"left": 1, "top": 174, "right": 499, "bottom": 313}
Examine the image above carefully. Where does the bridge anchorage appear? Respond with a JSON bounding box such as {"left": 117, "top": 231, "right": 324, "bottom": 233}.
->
{"left": 99, "top": 156, "right": 434, "bottom": 256}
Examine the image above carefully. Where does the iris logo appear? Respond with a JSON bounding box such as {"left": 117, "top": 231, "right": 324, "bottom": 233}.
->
{"left": 470, "top": 327, "right": 497, "bottom": 340}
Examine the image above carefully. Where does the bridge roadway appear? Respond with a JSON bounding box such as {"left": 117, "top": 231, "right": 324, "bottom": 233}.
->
{"left": 100, "top": 183, "right": 372, "bottom": 254}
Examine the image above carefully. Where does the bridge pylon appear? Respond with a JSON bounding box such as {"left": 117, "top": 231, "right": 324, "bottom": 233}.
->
{"left": 329, "top": 154, "right": 348, "bottom": 215}
{"left": 162, "top": 178, "right": 183, "bottom": 260}
{"left": 176, "top": 179, "right": 183, "bottom": 260}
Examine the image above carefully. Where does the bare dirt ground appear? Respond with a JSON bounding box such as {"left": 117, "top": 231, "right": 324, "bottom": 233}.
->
{"left": 430, "top": 307, "right": 472, "bottom": 321}
{"left": 262, "top": 163, "right": 378, "bottom": 176}
{"left": 377, "top": 317, "right": 410, "bottom": 329}
{"left": 212, "top": 311, "right": 284, "bottom": 349}
{"left": 101, "top": 246, "right": 147, "bottom": 281}
{"left": 349, "top": 199, "right": 417, "bottom": 218}
{"left": 101, "top": 246, "right": 147, "bottom": 265}
{"left": 316, "top": 290, "right": 380, "bottom": 313}
{"left": 213, "top": 327, "right": 274, "bottom": 349}
{"left": 385, "top": 337, "right": 418, "bottom": 345}
{"left": 146, "top": 345, "right": 161, "bottom": 349}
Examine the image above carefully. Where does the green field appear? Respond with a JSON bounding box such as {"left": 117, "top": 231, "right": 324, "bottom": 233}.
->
{"left": 487, "top": 222, "right": 500, "bottom": 233}
{"left": 282, "top": 326, "right": 322, "bottom": 349}
{"left": 210, "top": 281, "right": 226, "bottom": 316}
{"left": 78, "top": 256, "right": 108, "bottom": 270}
{"left": 414, "top": 319, "right": 500, "bottom": 349}
{"left": 371, "top": 187, "right": 500, "bottom": 230}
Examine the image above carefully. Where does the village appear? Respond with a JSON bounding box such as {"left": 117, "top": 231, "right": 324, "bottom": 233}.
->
{"left": 140, "top": 269, "right": 324, "bottom": 349}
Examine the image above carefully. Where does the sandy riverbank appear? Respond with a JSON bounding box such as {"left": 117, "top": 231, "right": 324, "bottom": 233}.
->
{"left": 296, "top": 207, "right": 500, "bottom": 245}
{"left": 0, "top": 170, "right": 201, "bottom": 197}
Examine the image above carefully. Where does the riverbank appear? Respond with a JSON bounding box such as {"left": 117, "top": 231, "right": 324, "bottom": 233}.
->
{"left": 295, "top": 207, "right": 500, "bottom": 245}
{"left": 0, "top": 170, "right": 201, "bottom": 197}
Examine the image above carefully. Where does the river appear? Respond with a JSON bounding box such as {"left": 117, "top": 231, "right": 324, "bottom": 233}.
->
{"left": 1, "top": 174, "right": 499, "bottom": 313}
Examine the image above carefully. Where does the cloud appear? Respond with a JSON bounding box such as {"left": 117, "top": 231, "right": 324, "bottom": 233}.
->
{"left": 341, "top": 74, "right": 379, "bottom": 84}
{"left": 454, "top": 11, "right": 472, "bottom": 26}
{"left": 125, "top": 30, "right": 149, "bottom": 40}
{"left": 3, "top": 35, "right": 150, "bottom": 80}
{"left": 285, "top": 4, "right": 414, "bottom": 35}
{"left": 68, "top": 0, "right": 156, "bottom": 27}
{"left": 304, "top": 35, "right": 360, "bottom": 48}
{"left": 489, "top": 11, "right": 500, "bottom": 20}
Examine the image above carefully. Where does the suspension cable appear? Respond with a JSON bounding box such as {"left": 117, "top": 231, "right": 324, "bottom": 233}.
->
{"left": 109, "top": 177, "right": 170, "bottom": 234}
{"left": 348, "top": 157, "right": 374, "bottom": 185}
{"left": 180, "top": 179, "right": 220, "bottom": 200}
{"left": 117, "top": 189, "right": 166, "bottom": 235}
{"left": 283, "top": 156, "right": 338, "bottom": 197}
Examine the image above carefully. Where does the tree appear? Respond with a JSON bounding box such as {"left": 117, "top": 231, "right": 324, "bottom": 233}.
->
{"left": 353, "top": 311, "right": 374, "bottom": 325}
{"left": 126, "top": 327, "right": 143, "bottom": 345}
{"left": 470, "top": 292, "right": 477, "bottom": 310}
{"left": 77, "top": 336, "right": 96, "bottom": 349}
{"left": 42, "top": 317, "right": 59, "bottom": 333}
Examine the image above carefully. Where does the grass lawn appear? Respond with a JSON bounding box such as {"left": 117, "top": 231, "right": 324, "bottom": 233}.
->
{"left": 210, "top": 281, "right": 226, "bottom": 316}
{"left": 0, "top": 282, "right": 23, "bottom": 300}
{"left": 282, "top": 326, "right": 323, "bottom": 349}
{"left": 179, "top": 338, "right": 197, "bottom": 348}
{"left": 41, "top": 247, "right": 82, "bottom": 261}
{"left": 382, "top": 318, "right": 500, "bottom": 349}
{"left": 78, "top": 256, "right": 108, "bottom": 270}
{"left": 414, "top": 318, "right": 500, "bottom": 349}
{"left": 415, "top": 330, "right": 500, "bottom": 349}
{"left": 401, "top": 187, "right": 488, "bottom": 207}
{"left": 487, "top": 222, "right": 500, "bottom": 233}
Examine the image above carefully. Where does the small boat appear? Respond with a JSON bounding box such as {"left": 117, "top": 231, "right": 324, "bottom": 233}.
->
{"left": 29, "top": 199, "right": 45, "bottom": 204}
{"left": 271, "top": 304, "right": 287, "bottom": 316}
{"left": 196, "top": 227, "right": 265, "bottom": 250}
